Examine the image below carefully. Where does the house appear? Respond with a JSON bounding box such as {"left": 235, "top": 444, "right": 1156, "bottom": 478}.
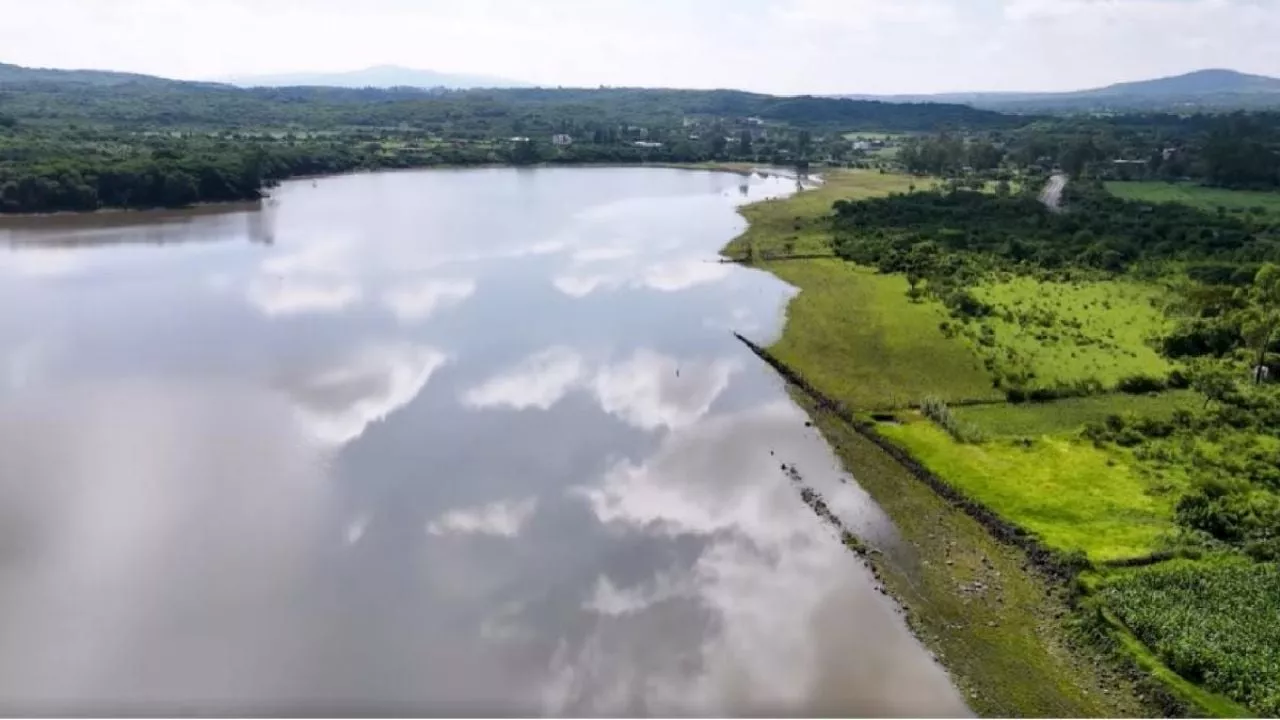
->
{"left": 632, "top": 141, "right": 663, "bottom": 148}
{"left": 552, "top": 134, "right": 573, "bottom": 146}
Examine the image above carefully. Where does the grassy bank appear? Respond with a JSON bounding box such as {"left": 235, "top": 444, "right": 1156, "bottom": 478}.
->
{"left": 796, "top": 394, "right": 1143, "bottom": 717}
{"left": 723, "top": 169, "right": 1263, "bottom": 717}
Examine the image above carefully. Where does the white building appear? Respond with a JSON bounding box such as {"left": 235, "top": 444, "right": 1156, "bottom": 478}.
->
{"left": 552, "top": 134, "right": 573, "bottom": 146}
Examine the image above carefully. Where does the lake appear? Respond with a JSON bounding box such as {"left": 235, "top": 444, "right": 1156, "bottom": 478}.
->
{"left": 0, "top": 167, "right": 966, "bottom": 716}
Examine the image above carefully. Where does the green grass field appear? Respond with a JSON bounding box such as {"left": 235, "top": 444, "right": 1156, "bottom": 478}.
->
{"left": 878, "top": 420, "right": 1181, "bottom": 561}
{"left": 954, "top": 390, "right": 1201, "bottom": 437}
{"left": 964, "top": 277, "right": 1173, "bottom": 389}
{"left": 1106, "top": 181, "right": 1280, "bottom": 217}
{"left": 765, "top": 260, "right": 1000, "bottom": 409}
{"left": 724, "top": 169, "right": 928, "bottom": 259}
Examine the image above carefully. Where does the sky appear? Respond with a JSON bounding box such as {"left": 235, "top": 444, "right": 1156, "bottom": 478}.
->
{"left": 0, "top": 0, "right": 1278, "bottom": 95}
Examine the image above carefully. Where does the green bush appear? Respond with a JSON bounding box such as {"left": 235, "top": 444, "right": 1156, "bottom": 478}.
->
{"left": 1117, "top": 374, "right": 1167, "bottom": 394}
{"left": 919, "top": 396, "right": 986, "bottom": 444}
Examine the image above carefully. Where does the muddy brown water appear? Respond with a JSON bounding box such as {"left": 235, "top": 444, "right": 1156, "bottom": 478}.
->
{"left": 0, "top": 167, "right": 968, "bottom": 716}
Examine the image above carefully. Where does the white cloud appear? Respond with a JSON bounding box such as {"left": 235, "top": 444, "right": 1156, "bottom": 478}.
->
{"left": 461, "top": 348, "right": 739, "bottom": 432}
{"left": 571, "top": 246, "right": 635, "bottom": 264}
{"left": 381, "top": 278, "right": 476, "bottom": 323}
{"left": 283, "top": 343, "right": 448, "bottom": 445}
{"left": 344, "top": 513, "right": 371, "bottom": 546}
{"left": 461, "top": 347, "right": 586, "bottom": 411}
{"left": 552, "top": 274, "right": 615, "bottom": 299}
{"left": 0, "top": 250, "right": 87, "bottom": 278}
{"left": 557, "top": 401, "right": 970, "bottom": 716}
{"left": 592, "top": 351, "right": 739, "bottom": 431}
{"left": 640, "top": 259, "right": 732, "bottom": 293}
{"left": 582, "top": 572, "right": 690, "bottom": 616}
{"left": 246, "top": 237, "right": 363, "bottom": 316}
{"left": 553, "top": 258, "right": 733, "bottom": 298}
{"left": 246, "top": 277, "right": 362, "bottom": 317}
{"left": 0, "top": 0, "right": 1276, "bottom": 95}
{"left": 426, "top": 497, "right": 539, "bottom": 537}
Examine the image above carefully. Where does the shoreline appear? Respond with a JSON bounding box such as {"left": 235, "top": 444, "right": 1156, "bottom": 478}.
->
{"left": 719, "top": 170, "right": 1172, "bottom": 717}
{"left": 0, "top": 161, "right": 806, "bottom": 222}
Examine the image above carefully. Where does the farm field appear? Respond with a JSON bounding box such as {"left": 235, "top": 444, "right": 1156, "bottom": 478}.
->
{"left": 1105, "top": 181, "right": 1280, "bottom": 217}
{"left": 1100, "top": 560, "right": 1280, "bottom": 716}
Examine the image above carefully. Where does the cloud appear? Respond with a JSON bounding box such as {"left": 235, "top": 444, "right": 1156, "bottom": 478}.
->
{"left": 552, "top": 274, "right": 615, "bottom": 299}
{"left": 246, "top": 237, "right": 363, "bottom": 316}
{"left": 640, "top": 259, "right": 732, "bottom": 293}
{"left": 426, "top": 497, "right": 539, "bottom": 537}
{"left": 0, "top": 249, "right": 87, "bottom": 278}
{"left": 571, "top": 246, "right": 635, "bottom": 264}
{"left": 0, "top": 0, "right": 1277, "bottom": 95}
{"left": 282, "top": 343, "right": 448, "bottom": 445}
{"left": 582, "top": 572, "right": 691, "bottom": 616}
{"left": 246, "top": 277, "right": 362, "bottom": 316}
{"left": 461, "top": 347, "right": 739, "bottom": 432}
{"left": 552, "top": 258, "right": 733, "bottom": 298}
{"left": 460, "top": 347, "right": 587, "bottom": 411}
{"left": 381, "top": 278, "right": 476, "bottom": 323}
{"left": 592, "top": 351, "right": 739, "bottom": 431}
{"left": 558, "top": 401, "right": 970, "bottom": 716}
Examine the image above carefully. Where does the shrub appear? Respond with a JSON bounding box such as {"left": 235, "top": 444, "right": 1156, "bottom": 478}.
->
{"left": 919, "top": 396, "right": 986, "bottom": 444}
{"left": 1117, "top": 374, "right": 1167, "bottom": 394}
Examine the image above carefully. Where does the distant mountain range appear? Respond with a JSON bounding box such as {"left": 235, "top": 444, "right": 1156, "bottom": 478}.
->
{"left": 841, "top": 69, "right": 1280, "bottom": 112}
{"left": 0, "top": 61, "right": 183, "bottom": 87}
{"left": 221, "top": 65, "right": 530, "bottom": 90}
{"left": 3, "top": 61, "right": 1278, "bottom": 113}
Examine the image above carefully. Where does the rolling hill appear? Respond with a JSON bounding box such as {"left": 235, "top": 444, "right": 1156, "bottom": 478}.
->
{"left": 842, "top": 69, "right": 1280, "bottom": 113}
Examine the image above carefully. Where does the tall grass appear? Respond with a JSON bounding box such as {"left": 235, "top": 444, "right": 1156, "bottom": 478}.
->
{"left": 920, "top": 396, "right": 987, "bottom": 444}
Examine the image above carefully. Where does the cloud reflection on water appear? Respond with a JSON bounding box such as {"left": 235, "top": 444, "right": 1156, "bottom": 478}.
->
{"left": 279, "top": 343, "right": 448, "bottom": 446}
{"left": 460, "top": 347, "right": 739, "bottom": 432}
{"left": 554, "top": 401, "right": 969, "bottom": 717}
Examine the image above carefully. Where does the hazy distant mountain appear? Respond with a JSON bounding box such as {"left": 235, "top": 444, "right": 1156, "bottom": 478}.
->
{"left": 224, "top": 65, "right": 530, "bottom": 89}
{"left": 0, "top": 61, "right": 182, "bottom": 87}
{"left": 1084, "top": 68, "right": 1280, "bottom": 98}
{"left": 841, "top": 69, "right": 1280, "bottom": 113}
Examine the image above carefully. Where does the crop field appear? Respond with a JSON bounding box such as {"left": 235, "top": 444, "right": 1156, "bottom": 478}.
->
{"left": 877, "top": 419, "right": 1180, "bottom": 561}
{"left": 763, "top": 260, "right": 1001, "bottom": 409}
{"left": 1105, "top": 181, "right": 1280, "bottom": 217}
{"left": 954, "top": 390, "right": 1202, "bottom": 437}
{"left": 1100, "top": 560, "right": 1280, "bottom": 716}
{"left": 963, "top": 277, "right": 1173, "bottom": 389}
